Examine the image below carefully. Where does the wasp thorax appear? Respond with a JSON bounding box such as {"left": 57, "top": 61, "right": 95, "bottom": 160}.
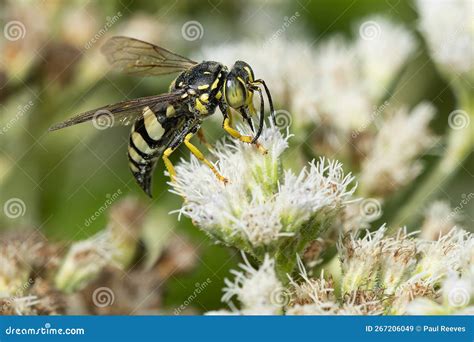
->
{"left": 225, "top": 76, "right": 247, "bottom": 109}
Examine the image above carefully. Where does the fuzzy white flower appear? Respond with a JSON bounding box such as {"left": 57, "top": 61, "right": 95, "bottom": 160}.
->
{"left": 54, "top": 231, "right": 115, "bottom": 293}
{"left": 2, "top": 295, "right": 41, "bottom": 315}
{"left": 171, "top": 127, "right": 355, "bottom": 265}
{"left": 0, "top": 238, "right": 42, "bottom": 298}
{"left": 390, "top": 228, "right": 473, "bottom": 313}
{"left": 359, "top": 102, "right": 436, "bottom": 196}
{"left": 221, "top": 254, "right": 284, "bottom": 314}
{"left": 338, "top": 226, "right": 419, "bottom": 311}
{"left": 55, "top": 198, "right": 144, "bottom": 293}
{"left": 379, "top": 228, "right": 418, "bottom": 295}
{"left": 310, "top": 37, "right": 373, "bottom": 132}
{"left": 414, "top": 227, "right": 472, "bottom": 283}
{"left": 286, "top": 303, "right": 338, "bottom": 315}
{"left": 421, "top": 201, "right": 458, "bottom": 240}
{"left": 404, "top": 297, "right": 446, "bottom": 315}
{"left": 286, "top": 257, "right": 384, "bottom": 315}
{"left": 337, "top": 302, "right": 384, "bottom": 316}
{"left": 288, "top": 257, "right": 335, "bottom": 305}
{"left": 416, "top": 0, "right": 474, "bottom": 80}
{"left": 0, "top": 247, "right": 30, "bottom": 298}
{"left": 338, "top": 226, "right": 386, "bottom": 293}
{"left": 356, "top": 16, "right": 416, "bottom": 99}
{"left": 405, "top": 270, "right": 473, "bottom": 315}
{"left": 442, "top": 271, "right": 473, "bottom": 309}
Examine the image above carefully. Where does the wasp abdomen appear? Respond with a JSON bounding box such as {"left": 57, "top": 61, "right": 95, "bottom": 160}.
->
{"left": 127, "top": 106, "right": 166, "bottom": 196}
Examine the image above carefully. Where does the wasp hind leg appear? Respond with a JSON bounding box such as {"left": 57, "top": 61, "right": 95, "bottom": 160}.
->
{"left": 162, "top": 147, "right": 177, "bottom": 182}
{"left": 184, "top": 133, "right": 228, "bottom": 184}
{"left": 197, "top": 128, "right": 213, "bottom": 151}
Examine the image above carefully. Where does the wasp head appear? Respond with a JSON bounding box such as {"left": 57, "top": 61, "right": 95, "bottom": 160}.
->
{"left": 224, "top": 61, "right": 275, "bottom": 143}
{"left": 224, "top": 61, "right": 257, "bottom": 131}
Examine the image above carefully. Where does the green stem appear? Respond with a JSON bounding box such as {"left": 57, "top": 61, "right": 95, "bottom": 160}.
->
{"left": 389, "top": 86, "right": 474, "bottom": 233}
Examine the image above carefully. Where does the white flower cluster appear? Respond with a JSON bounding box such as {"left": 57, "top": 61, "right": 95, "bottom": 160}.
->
{"left": 219, "top": 254, "right": 284, "bottom": 315}
{"left": 355, "top": 16, "right": 416, "bottom": 100}
{"left": 1, "top": 295, "right": 41, "bottom": 315}
{"left": 201, "top": 16, "right": 416, "bottom": 132}
{"left": 171, "top": 127, "right": 356, "bottom": 253}
{"left": 416, "top": 0, "right": 474, "bottom": 81}
{"left": 55, "top": 198, "right": 144, "bottom": 293}
{"left": 54, "top": 231, "right": 116, "bottom": 293}
{"left": 210, "top": 226, "right": 472, "bottom": 315}
{"left": 421, "top": 201, "right": 459, "bottom": 240}
{"left": 359, "top": 102, "right": 436, "bottom": 196}
{"left": 339, "top": 227, "right": 473, "bottom": 314}
{"left": 0, "top": 236, "right": 44, "bottom": 298}
{"left": 0, "top": 244, "right": 31, "bottom": 298}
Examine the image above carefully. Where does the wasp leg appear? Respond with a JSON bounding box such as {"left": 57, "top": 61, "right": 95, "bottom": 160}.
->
{"left": 251, "top": 79, "right": 276, "bottom": 125}
{"left": 227, "top": 107, "right": 234, "bottom": 127}
{"left": 162, "top": 147, "right": 176, "bottom": 181}
{"left": 197, "top": 128, "right": 213, "bottom": 151}
{"left": 184, "top": 133, "right": 228, "bottom": 184}
{"left": 223, "top": 116, "right": 267, "bottom": 155}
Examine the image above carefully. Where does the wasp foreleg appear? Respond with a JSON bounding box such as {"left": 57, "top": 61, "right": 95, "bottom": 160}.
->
{"left": 219, "top": 103, "right": 266, "bottom": 153}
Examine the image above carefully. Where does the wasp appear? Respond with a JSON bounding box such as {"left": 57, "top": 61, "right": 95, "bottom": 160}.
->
{"left": 49, "top": 36, "right": 275, "bottom": 197}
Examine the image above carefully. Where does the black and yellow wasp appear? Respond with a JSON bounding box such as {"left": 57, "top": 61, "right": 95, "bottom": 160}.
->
{"left": 49, "top": 36, "right": 275, "bottom": 197}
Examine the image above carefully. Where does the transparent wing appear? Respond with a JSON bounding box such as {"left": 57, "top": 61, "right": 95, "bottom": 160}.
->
{"left": 101, "top": 36, "right": 198, "bottom": 77}
{"left": 48, "top": 91, "right": 185, "bottom": 131}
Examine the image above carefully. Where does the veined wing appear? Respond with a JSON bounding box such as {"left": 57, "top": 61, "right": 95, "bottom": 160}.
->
{"left": 48, "top": 91, "right": 185, "bottom": 131}
{"left": 101, "top": 36, "right": 198, "bottom": 77}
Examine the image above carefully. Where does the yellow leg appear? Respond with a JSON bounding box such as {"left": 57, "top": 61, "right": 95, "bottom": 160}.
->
{"left": 184, "top": 133, "right": 228, "bottom": 184}
{"left": 227, "top": 108, "right": 234, "bottom": 126}
{"left": 223, "top": 117, "right": 267, "bottom": 154}
{"left": 162, "top": 147, "right": 176, "bottom": 181}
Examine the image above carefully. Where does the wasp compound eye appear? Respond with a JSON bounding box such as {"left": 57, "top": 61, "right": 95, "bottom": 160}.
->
{"left": 225, "top": 77, "right": 247, "bottom": 109}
